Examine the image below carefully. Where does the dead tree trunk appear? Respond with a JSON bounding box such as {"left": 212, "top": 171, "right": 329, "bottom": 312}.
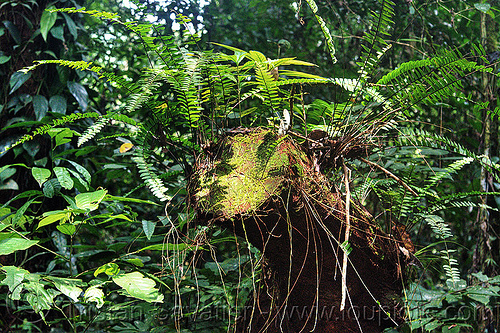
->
{"left": 189, "top": 128, "right": 412, "bottom": 333}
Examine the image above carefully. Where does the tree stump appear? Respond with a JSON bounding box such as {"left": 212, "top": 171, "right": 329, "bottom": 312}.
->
{"left": 189, "top": 128, "right": 411, "bottom": 332}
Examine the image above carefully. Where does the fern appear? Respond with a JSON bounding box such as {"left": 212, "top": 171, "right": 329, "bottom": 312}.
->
{"left": 304, "top": 0, "right": 337, "bottom": 64}
{"left": 3, "top": 112, "right": 100, "bottom": 154}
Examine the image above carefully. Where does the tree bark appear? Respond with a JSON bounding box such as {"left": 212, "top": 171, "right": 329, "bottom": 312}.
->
{"left": 189, "top": 128, "right": 412, "bottom": 332}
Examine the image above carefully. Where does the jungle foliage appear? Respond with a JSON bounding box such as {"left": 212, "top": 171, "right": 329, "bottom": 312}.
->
{"left": 1, "top": 0, "right": 500, "bottom": 332}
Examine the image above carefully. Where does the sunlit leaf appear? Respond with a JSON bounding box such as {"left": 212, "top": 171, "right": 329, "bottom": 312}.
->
{"left": 142, "top": 220, "right": 156, "bottom": 240}
{"left": 113, "top": 272, "right": 164, "bottom": 303}
{"left": 32, "top": 167, "right": 51, "bottom": 187}
{"left": 47, "top": 277, "right": 85, "bottom": 302}
{"left": 119, "top": 142, "right": 134, "bottom": 153}
{"left": 56, "top": 223, "right": 76, "bottom": 235}
{"left": 84, "top": 285, "right": 104, "bottom": 308}
{"left": 54, "top": 167, "right": 73, "bottom": 190}
{"left": 0, "top": 238, "right": 38, "bottom": 255}
{"left": 1, "top": 266, "right": 29, "bottom": 300}
{"left": 37, "top": 212, "right": 69, "bottom": 229}
{"left": 75, "top": 189, "right": 107, "bottom": 211}
{"left": 94, "top": 263, "right": 120, "bottom": 277}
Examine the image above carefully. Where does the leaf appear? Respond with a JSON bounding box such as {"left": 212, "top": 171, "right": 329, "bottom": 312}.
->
{"left": 47, "top": 277, "right": 84, "bottom": 302}
{"left": 84, "top": 285, "right": 104, "bottom": 308}
{"left": 94, "top": 263, "right": 120, "bottom": 277}
{"left": 62, "top": 13, "right": 77, "bottom": 40}
{"left": 139, "top": 243, "right": 193, "bottom": 252}
{"left": 67, "top": 160, "right": 92, "bottom": 185}
{"left": 43, "top": 178, "right": 61, "bottom": 198}
{"left": 112, "top": 272, "right": 164, "bottom": 303}
{"left": 0, "top": 54, "right": 11, "bottom": 64}
{"left": 50, "top": 25, "right": 64, "bottom": 41}
{"left": 32, "top": 167, "right": 51, "bottom": 187}
{"left": 54, "top": 167, "right": 74, "bottom": 190}
{"left": 474, "top": 3, "right": 491, "bottom": 13}
{"left": 56, "top": 223, "right": 76, "bottom": 235}
{"left": 40, "top": 7, "right": 57, "bottom": 42}
{"left": 24, "top": 278, "right": 60, "bottom": 314}
{"left": 0, "top": 238, "right": 38, "bottom": 255}
{"left": 38, "top": 212, "right": 69, "bottom": 229}
{"left": 9, "top": 71, "right": 31, "bottom": 95}
{"left": 67, "top": 81, "right": 88, "bottom": 111}
{"left": 75, "top": 189, "right": 107, "bottom": 211}
{"left": 49, "top": 95, "right": 67, "bottom": 114}
{"left": 1, "top": 266, "right": 29, "bottom": 300}
{"left": 142, "top": 220, "right": 156, "bottom": 240}
{"left": 32, "top": 95, "right": 48, "bottom": 120}
{"left": 3, "top": 20, "right": 21, "bottom": 44}
{"left": 119, "top": 142, "right": 134, "bottom": 153}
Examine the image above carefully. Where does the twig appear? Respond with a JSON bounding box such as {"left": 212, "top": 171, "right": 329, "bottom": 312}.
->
{"left": 360, "top": 157, "right": 418, "bottom": 196}
{"left": 340, "top": 161, "right": 351, "bottom": 312}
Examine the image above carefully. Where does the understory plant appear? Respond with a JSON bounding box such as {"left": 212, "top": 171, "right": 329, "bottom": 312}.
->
{"left": 2, "top": 0, "right": 500, "bottom": 332}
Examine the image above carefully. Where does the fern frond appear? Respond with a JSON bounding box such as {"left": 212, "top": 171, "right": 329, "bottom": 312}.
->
{"left": 78, "top": 117, "right": 108, "bottom": 147}
{"left": 356, "top": 0, "right": 395, "bottom": 81}
{"left": 132, "top": 147, "right": 171, "bottom": 202}
{"left": 304, "top": 0, "right": 337, "bottom": 63}
{"left": 3, "top": 112, "right": 100, "bottom": 154}
{"left": 396, "top": 128, "right": 500, "bottom": 180}
{"left": 20, "top": 60, "right": 140, "bottom": 94}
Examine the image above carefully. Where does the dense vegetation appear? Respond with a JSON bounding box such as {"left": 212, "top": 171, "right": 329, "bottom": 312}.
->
{"left": 1, "top": 0, "right": 500, "bottom": 332}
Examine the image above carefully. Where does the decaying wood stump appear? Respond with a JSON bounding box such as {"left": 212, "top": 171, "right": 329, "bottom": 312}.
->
{"left": 189, "top": 128, "right": 412, "bottom": 333}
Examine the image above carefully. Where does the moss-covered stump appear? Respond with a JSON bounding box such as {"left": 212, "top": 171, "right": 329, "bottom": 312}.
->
{"left": 189, "top": 128, "right": 411, "bottom": 333}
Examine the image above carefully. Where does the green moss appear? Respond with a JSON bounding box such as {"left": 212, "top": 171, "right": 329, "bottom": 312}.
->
{"left": 194, "top": 129, "right": 297, "bottom": 218}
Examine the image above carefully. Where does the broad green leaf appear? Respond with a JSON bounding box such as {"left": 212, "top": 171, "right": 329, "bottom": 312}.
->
{"left": 68, "top": 169, "right": 89, "bottom": 190}
{"left": 47, "top": 277, "right": 84, "bottom": 302}
{"left": 43, "top": 178, "right": 61, "bottom": 198}
{"left": 9, "top": 71, "right": 31, "bottom": 95}
{"left": 24, "top": 279, "right": 60, "bottom": 314}
{"left": 67, "top": 160, "right": 91, "bottom": 185}
{"left": 3, "top": 20, "right": 21, "bottom": 44}
{"left": 113, "top": 272, "right": 164, "bottom": 303}
{"left": 67, "top": 81, "right": 88, "bottom": 111}
{"left": 75, "top": 189, "right": 107, "bottom": 211}
{"left": 126, "top": 258, "right": 144, "bottom": 267}
{"left": 40, "top": 7, "right": 57, "bottom": 42}
{"left": 0, "top": 54, "right": 11, "bottom": 64}
{"left": 54, "top": 128, "right": 74, "bottom": 147}
{"left": 32, "top": 95, "right": 48, "bottom": 120}
{"left": 94, "top": 263, "right": 120, "bottom": 277}
{"left": 1, "top": 266, "right": 29, "bottom": 300}
{"left": 474, "top": 3, "right": 491, "bottom": 13}
{"left": 54, "top": 167, "right": 73, "bottom": 190}
{"left": 84, "top": 285, "right": 104, "bottom": 308}
{"left": 37, "top": 212, "right": 69, "bottom": 229}
{"left": 56, "top": 223, "right": 76, "bottom": 235}
{"left": 32, "top": 167, "right": 51, "bottom": 187}
{"left": 62, "top": 13, "right": 77, "bottom": 39}
{"left": 50, "top": 25, "right": 64, "bottom": 41}
{"left": 0, "top": 238, "right": 38, "bottom": 255}
{"left": 142, "top": 220, "right": 156, "bottom": 240}
{"left": 49, "top": 95, "right": 67, "bottom": 114}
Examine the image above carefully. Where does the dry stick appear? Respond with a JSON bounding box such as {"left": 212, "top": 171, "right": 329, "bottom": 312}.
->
{"left": 359, "top": 157, "right": 418, "bottom": 196}
{"left": 340, "top": 161, "right": 351, "bottom": 312}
